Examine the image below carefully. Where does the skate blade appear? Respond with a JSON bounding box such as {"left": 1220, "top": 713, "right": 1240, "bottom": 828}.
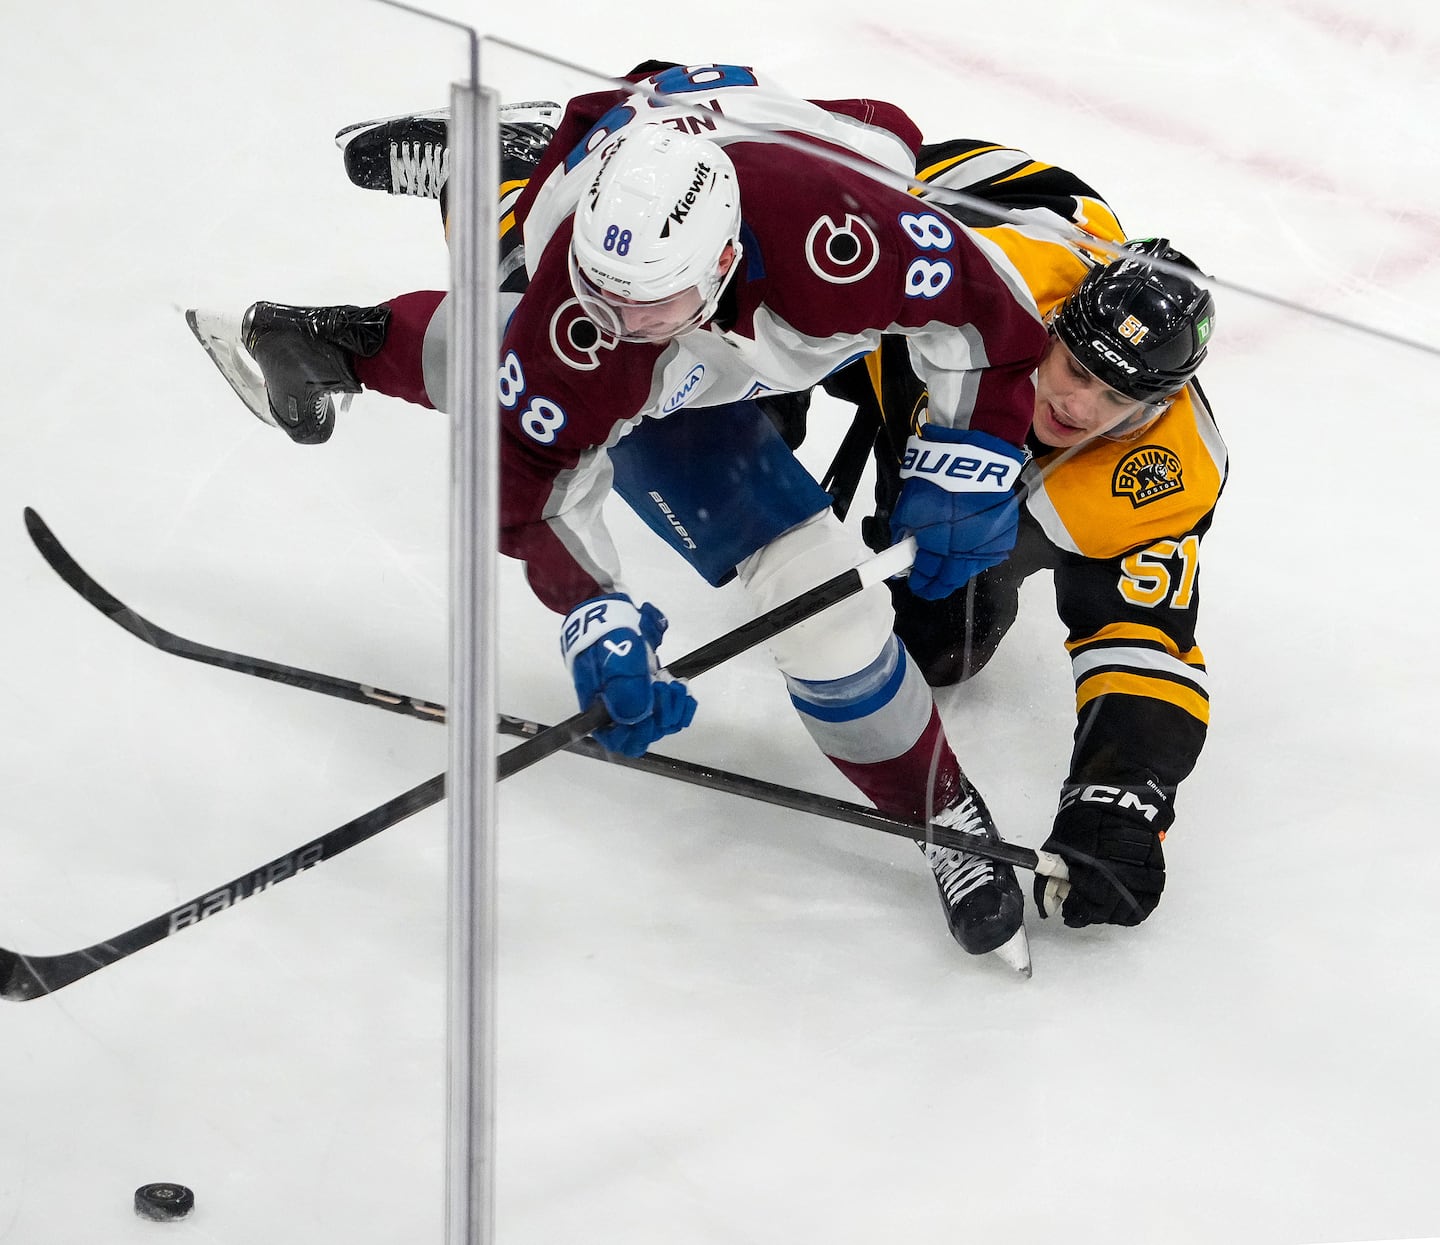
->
{"left": 990, "top": 924, "right": 1032, "bottom": 977}
{"left": 185, "top": 309, "right": 277, "bottom": 428}
{"left": 333, "top": 109, "right": 450, "bottom": 149}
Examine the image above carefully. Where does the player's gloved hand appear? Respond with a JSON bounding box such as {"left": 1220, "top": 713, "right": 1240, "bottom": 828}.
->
{"left": 560, "top": 593, "right": 697, "bottom": 758}
{"left": 889, "top": 425, "right": 1026, "bottom": 600}
{"left": 1034, "top": 775, "right": 1173, "bottom": 927}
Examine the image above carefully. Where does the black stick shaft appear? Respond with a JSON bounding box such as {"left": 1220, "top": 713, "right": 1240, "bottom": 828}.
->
{"left": 28, "top": 505, "right": 918, "bottom": 778}
{"left": 0, "top": 773, "right": 445, "bottom": 1002}
{"left": 495, "top": 714, "right": 1047, "bottom": 870}
{"left": 23, "top": 507, "right": 449, "bottom": 722}
{"left": 23, "top": 505, "right": 1050, "bottom": 873}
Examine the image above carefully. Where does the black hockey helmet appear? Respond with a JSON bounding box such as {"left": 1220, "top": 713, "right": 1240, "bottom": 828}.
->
{"left": 1052, "top": 237, "right": 1215, "bottom": 404}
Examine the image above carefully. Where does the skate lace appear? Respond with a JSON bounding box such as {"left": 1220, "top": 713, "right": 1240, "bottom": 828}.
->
{"left": 390, "top": 141, "right": 449, "bottom": 197}
{"left": 924, "top": 795, "right": 997, "bottom": 904}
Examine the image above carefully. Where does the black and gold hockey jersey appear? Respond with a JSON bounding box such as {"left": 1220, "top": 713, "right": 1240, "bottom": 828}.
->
{"left": 828, "top": 138, "right": 1227, "bottom": 796}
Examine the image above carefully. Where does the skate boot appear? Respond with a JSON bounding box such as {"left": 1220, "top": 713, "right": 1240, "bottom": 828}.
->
{"left": 921, "top": 783, "right": 1030, "bottom": 973}
{"left": 240, "top": 302, "right": 390, "bottom": 445}
{"left": 334, "top": 101, "right": 563, "bottom": 199}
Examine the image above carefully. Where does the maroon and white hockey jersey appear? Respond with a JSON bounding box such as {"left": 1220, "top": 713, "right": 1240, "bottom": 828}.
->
{"left": 497, "top": 65, "right": 1048, "bottom": 613}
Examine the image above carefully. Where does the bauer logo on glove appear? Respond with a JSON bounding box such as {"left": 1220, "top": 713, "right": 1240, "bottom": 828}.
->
{"left": 560, "top": 596, "right": 645, "bottom": 662}
{"left": 560, "top": 593, "right": 697, "bottom": 758}
{"left": 899, "top": 437, "right": 1022, "bottom": 491}
{"left": 890, "top": 425, "right": 1027, "bottom": 600}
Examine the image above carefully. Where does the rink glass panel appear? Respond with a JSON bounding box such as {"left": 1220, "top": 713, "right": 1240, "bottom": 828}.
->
{"left": 2, "top": 10, "right": 1438, "bottom": 1245}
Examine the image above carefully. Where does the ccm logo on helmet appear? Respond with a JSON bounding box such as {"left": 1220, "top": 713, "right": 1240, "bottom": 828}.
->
{"left": 1059, "top": 784, "right": 1160, "bottom": 821}
{"left": 1090, "top": 339, "right": 1138, "bottom": 374}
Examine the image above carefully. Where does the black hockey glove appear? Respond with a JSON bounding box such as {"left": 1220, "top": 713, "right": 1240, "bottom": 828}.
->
{"left": 1034, "top": 775, "right": 1173, "bottom": 928}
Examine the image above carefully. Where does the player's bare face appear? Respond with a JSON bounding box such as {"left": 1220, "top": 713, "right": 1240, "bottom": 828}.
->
{"left": 1033, "top": 339, "right": 1160, "bottom": 448}
{"left": 605, "top": 286, "right": 707, "bottom": 341}
{"left": 573, "top": 244, "right": 739, "bottom": 345}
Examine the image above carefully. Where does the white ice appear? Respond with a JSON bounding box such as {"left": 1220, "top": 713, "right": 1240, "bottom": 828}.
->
{"left": 2, "top": 2, "right": 1439, "bottom": 1243}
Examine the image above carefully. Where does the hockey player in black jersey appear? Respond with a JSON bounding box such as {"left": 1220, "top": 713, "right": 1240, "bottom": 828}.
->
{"left": 819, "top": 139, "right": 1223, "bottom": 930}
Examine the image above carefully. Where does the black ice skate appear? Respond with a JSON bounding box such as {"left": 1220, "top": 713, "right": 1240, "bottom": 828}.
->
{"left": 185, "top": 303, "right": 389, "bottom": 445}
{"left": 334, "top": 101, "right": 563, "bottom": 199}
{"left": 921, "top": 785, "right": 1031, "bottom": 974}
{"left": 239, "top": 303, "right": 390, "bottom": 444}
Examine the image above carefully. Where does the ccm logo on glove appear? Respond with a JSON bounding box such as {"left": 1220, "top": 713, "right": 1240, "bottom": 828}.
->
{"left": 1034, "top": 772, "right": 1174, "bottom": 928}
{"left": 1057, "top": 782, "right": 1162, "bottom": 822}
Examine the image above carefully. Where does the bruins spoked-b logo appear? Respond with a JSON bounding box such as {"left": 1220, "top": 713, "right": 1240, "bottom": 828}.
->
{"left": 1112, "top": 445, "right": 1184, "bottom": 507}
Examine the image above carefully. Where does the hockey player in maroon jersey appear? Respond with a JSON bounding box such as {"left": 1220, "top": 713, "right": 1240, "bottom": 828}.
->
{"left": 208, "top": 67, "right": 1053, "bottom": 969}
{"left": 323, "top": 110, "right": 1225, "bottom": 934}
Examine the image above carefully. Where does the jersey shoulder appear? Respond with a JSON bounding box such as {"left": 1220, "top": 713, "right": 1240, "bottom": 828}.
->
{"left": 917, "top": 138, "right": 1126, "bottom": 319}
{"left": 725, "top": 142, "right": 913, "bottom": 336}
{"left": 916, "top": 138, "right": 1119, "bottom": 229}
{"left": 1026, "top": 386, "right": 1228, "bottom": 559}
{"left": 731, "top": 141, "right": 1043, "bottom": 343}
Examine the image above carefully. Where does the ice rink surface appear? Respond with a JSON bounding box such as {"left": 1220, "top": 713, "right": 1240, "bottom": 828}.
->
{"left": 2, "top": 1, "right": 1439, "bottom": 1242}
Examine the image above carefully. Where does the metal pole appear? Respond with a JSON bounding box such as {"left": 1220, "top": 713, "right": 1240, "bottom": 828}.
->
{"left": 446, "top": 79, "right": 501, "bottom": 1245}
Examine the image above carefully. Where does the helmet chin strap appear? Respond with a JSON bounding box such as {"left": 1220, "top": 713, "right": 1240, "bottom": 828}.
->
{"left": 696, "top": 238, "right": 743, "bottom": 327}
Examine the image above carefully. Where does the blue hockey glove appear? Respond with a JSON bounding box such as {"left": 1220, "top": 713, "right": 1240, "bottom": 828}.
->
{"left": 1034, "top": 775, "right": 1173, "bottom": 927}
{"left": 560, "top": 593, "right": 697, "bottom": 758}
{"left": 890, "top": 426, "right": 1026, "bottom": 600}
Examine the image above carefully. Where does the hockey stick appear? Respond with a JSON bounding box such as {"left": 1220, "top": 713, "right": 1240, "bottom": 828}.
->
{"left": 24, "top": 506, "right": 914, "bottom": 777}
{"left": 495, "top": 713, "right": 1060, "bottom": 871}
{"left": 0, "top": 722, "right": 1063, "bottom": 1002}
{"left": 0, "top": 772, "right": 445, "bottom": 1002}
{"left": 22, "top": 507, "right": 1060, "bottom": 875}
{"left": 23, "top": 507, "right": 449, "bottom": 723}
{"left": 0, "top": 724, "right": 1066, "bottom": 1003}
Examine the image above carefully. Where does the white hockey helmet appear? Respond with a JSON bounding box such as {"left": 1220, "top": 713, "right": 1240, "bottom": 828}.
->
{"left": 568, "top": 125, "right": 742, "bottom": 343}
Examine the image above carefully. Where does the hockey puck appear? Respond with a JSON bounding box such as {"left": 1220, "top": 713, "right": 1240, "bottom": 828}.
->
{"left": 134, "top": 1183, "right": 194, "bottom": 1221}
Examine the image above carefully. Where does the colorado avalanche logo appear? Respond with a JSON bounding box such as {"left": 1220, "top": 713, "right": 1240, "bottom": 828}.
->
{"left": 1112, "top": 445, "right": 1184, "bottom": 507}
{"left": 549, "top": 298, "right": 617, "bottom": 372}
{"left": 804, "top": 213, "right": 880, "bottom": 284}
